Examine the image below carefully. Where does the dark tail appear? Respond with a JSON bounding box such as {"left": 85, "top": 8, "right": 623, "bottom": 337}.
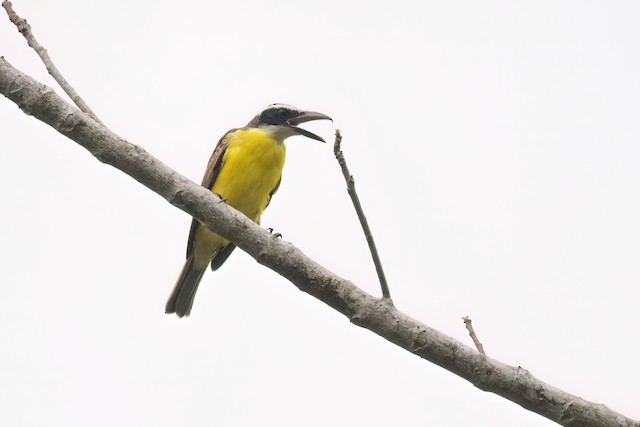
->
{"left": 165, "top": 254, "right": 208, "bottom": 318}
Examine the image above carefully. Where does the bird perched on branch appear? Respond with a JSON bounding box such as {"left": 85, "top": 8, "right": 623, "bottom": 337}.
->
{"left": 166, "top": 104, "right": 332, "bottom": 317}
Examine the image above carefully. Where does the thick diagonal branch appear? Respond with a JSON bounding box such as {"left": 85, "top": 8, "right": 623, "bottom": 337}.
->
{"left": 0, "top": 58, "right": 637, "bottom": 427}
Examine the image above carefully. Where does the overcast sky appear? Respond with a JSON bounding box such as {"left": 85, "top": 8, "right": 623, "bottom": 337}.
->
{"left": 1, "top": 1, "right": 639, "bottom": 426}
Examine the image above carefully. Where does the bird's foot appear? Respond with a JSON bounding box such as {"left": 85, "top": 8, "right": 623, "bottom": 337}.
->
{"left": 266, "top": 228, "right": 282, "bottom": 239}
{"left": 214, "top": 193, "right": 227, "bottom": 203}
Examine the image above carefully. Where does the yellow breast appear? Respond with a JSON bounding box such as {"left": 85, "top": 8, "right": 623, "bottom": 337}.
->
{"left": 211, "top": 128, "right": 286, "bottom": 223}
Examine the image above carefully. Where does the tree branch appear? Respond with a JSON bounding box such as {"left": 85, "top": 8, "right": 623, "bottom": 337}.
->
{"left": 462, "top": 316, "right": 486, "bottom": 355}
{"left": 2, "top": 0, "right": 103, "bottom": 124}
{"left": 333, "top": 129, "right": 391, "bottom": 299}
{"left": 1, "top": 58, "right": 637, "bottom": 427}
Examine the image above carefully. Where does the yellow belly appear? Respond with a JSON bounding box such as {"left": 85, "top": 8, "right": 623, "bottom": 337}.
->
{"left": 212, "top": 129, "right": 286, "bottom": 221}
{"left": 193, "top": 128, "right": 286, "bottom": 262}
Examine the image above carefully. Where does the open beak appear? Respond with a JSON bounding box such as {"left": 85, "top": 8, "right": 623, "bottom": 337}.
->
{"left": 287, "top": 111, "right": 332, "bottom": 142}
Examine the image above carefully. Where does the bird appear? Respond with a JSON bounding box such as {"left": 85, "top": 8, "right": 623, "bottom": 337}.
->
{"left": 165, "top": 104, "right": 332, "bottom": 317}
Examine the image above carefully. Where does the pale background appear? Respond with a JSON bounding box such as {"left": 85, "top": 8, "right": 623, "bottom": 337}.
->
{"left": 1, "top": 1, "right": 639, "bottom": 426}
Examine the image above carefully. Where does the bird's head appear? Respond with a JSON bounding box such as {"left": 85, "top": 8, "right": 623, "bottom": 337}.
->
{"left": 248, "top": 104, "right": 332, "bottom": 142}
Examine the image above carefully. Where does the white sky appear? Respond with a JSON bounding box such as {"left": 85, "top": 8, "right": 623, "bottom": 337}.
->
{"left": 1, "top": 1, "right": 639, "bottom": 426}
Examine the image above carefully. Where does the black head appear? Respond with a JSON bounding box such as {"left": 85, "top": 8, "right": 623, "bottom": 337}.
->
{"left": 249, "top": 104, "right": 332, "bottom": 142}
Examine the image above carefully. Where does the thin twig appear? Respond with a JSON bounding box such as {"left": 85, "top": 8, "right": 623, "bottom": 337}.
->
{"left": 462, "top": 316, "right": 486, "bottom": 355}
{"left": 2, "top": 0, "right": 103, "bottom": 125}
{"left": 333, "top": 130, "right": 392, "bottom": 300}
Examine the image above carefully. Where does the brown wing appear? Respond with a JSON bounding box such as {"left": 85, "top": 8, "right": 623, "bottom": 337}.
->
{"left": 265, "top": 177, "right": 281, "bottom": 210}
{"left": 185, "top": 129, "right": 236, "bottom": 259}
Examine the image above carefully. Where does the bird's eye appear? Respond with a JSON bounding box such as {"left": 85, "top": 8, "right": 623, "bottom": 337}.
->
{"left": 277, "top": 109, "right": 288, "bottom": 118}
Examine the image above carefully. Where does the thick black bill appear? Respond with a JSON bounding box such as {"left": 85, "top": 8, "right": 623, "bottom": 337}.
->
{"left": 288, "top": 110, "right": 332, "bottom": 142}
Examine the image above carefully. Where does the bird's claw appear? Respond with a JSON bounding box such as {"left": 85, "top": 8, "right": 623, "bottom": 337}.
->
{"left": 214, "top": 193, "right": 227, "bottom": 203}
{"left": 266, "top": 228, "right": 282, "bottom": 239}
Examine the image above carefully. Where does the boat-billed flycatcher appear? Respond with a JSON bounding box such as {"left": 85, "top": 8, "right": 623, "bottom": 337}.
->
{"left": 166, "top": 104, "right": 332, "bottom": 317}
